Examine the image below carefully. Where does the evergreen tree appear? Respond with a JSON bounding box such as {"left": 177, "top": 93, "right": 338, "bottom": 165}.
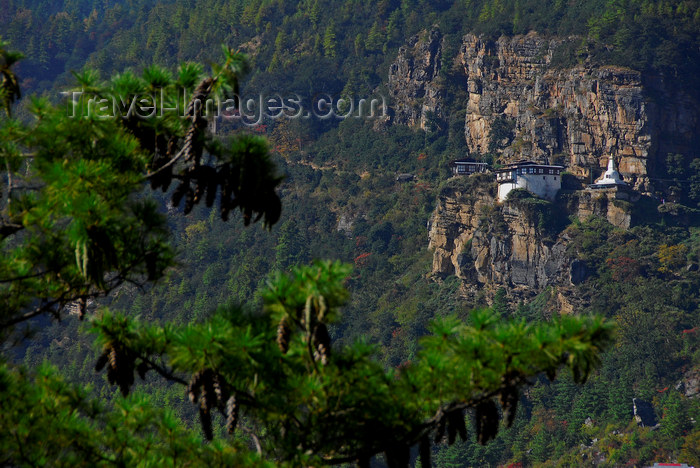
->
{"left": 0, "top": 43, "right": 615, "bottom": 467}
{"left": 365, "top": 20, "right": 384, "bottom": 52}
{"left": 323, "top": 23, "right": 337, "bottom": 58}
{"left": 661, "top": 391, "right": 690, "bottom": 449}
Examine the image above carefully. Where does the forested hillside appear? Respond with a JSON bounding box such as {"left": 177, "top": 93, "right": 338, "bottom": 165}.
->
{"left": 4, "top": 0, "right": 700, "bottom": 94}
{"left": 2, "top": 0, "right": 700, "bottom": 466}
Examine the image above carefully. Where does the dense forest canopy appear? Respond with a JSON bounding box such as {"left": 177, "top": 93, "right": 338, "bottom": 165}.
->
{"left": 1, "top": 0, "right": 700, "bottom": 466}
{"left": 3, "top": 0, "right": 699, "bottom": 96}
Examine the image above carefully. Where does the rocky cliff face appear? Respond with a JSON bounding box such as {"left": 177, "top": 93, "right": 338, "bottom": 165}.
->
{"left": 390, "top": 28, "right": 698, "bottom": 294}
{"left": 428, "top": 176, "right": 635, "bottom": 292}
{"left": 428, "top": 175, "right": 580, "bottom": 293}
{"left": 388, "top": 30, "right": 699, "bottom": 193}
{"left": 460, "top": 33, "right": 655, "bottom": 192}
{"left": 387, "top": 28, "right": 445, "bottom": 131}
{"left": 428, "top": 174, "right": 496, "bottom": 278}
{"left": 565, "top": 187, "right": 636, "bottom": 229}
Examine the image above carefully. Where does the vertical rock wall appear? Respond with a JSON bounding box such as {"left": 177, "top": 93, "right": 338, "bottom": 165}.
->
{"left": 388, "top": 28, "right": 698, "bottom": 294}
{"left": 387, "top": 29, "right": 699, "bottom": 193}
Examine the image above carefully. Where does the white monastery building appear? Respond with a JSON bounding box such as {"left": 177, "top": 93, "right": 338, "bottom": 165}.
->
{"left": 495, "top": 160, "right": 564, "bottom": 202}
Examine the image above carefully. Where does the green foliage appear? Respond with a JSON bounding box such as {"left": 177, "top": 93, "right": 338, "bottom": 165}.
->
{"left": 506, "top": 189, "right": 570, "bottom": 237}
{"left": 0, "top": 47, "right": 282, "bottom": 337}
{"left": 84, "top": 262, "right": 613, "bottom": 466}
{"left": 2, "top": 1, "right": 699, "bottom": 465}
{"left": 492, "top": 287, "right": 511, "bottom": 318}
{"left": 322, "top": 23, "right": 337, "bottom": 58}
{"left": 0, "top": 362, "right": 270, "bottom": 467}
{"left": 0, "top": 44, "right": 618, "bottom": 467}
{"left": 488, "top": 115, "right": 515, "bottom": 154}
{"left": 4, "top": 0, "right": 698, "bottom": 102}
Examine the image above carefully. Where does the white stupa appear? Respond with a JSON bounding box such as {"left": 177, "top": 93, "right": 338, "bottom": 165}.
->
{"left": 594, "top": 155, "right": 627, "bottom": 186}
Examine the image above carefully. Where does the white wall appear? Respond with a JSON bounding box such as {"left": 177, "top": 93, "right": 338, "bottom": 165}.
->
{"left": 497, "top": 174, "right": 561, "bottom": 202}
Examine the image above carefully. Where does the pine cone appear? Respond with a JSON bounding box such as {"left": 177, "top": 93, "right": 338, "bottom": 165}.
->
{"left": 106, "top": 346, "right": 119, "bottom": 385}
{"left": 183, "top": 187, "right": 195, "bottom": 214}
{"left": 313, "top": 323, "right": 331, "bottom": 365}
{"left": 225, "top": 395, "right": 238, "bottom": 435}
{"left": 186, "top": 78, "right": 214, "bottom": 119}
{"left": 108, "top": 346, "right": 118, "bottom": 372}
{"left": 193, "top": 179, "right": 205, "bottom": 203}
{"left": 187, "top": 370, "right": 204, "bottom": 404}
{"left": 94, "top": 351, "right": 109, "bottom": 372}
{"left": 205, "top": 177, "right": 218, "bottom": 207}
{"left": 475, "top": 400, "right": 500, "bottom": 445}
{"left": 212, "top": 372, "right": 225, "bottom": 410}
{"left": 199, "top": 406, "right": 213, "bottom": 441}
{"left": 171, "top": 181, "right": 189, "bottom": 207}
{"left": 500, "top": 386, "right": 519, "bottom": 428}
{"left": 277, "top": 316, "right": 291, "bottom": 353}
{"left": 182, "top": 124, "right": 203, "bottom": 167}
{"left": 447, "top": 413, "right": 457, "bottom": 445}
{"left": 434, "top": 414, "right": 447, "bottom": 444}
{"left": 199, "top": 372, "right": 213, "bottom": 413}
{"left": 448, "top": 409, "right": 468, "bottom": 442}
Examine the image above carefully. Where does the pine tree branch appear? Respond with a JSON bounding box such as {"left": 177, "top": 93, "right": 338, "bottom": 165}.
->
{"left": 0, "top": 268, "right": 56, "bottom": 283}
{"left": 319, "top": 373, "right": 530, "bottom": 465}
{"left": 143, "top": 145, "right": 186, "bottom": 181}
{"left": 139, "top": 356, "right": 187, "bottom": 386}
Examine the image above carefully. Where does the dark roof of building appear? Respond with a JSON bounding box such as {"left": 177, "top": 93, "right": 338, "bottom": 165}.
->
{"left": 450, "top": 159, "right": 489, "bottom": 166}
{"left": 495, "top": 160, "right": 565, "bottom": 171}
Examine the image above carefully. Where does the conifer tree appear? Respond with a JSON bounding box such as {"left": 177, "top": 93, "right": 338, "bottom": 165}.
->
{"left": 0, "top": 41, "right": 615, "bottom": 467}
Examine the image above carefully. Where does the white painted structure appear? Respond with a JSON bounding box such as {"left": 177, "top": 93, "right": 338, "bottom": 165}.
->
{"left": 495, "top": 160, "right": 564, "bottom": 202}
{"left": 591, "top": 155, "right": 627, "bottom": 187}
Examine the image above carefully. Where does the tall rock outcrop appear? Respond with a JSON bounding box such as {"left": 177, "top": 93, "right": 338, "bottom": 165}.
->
{"left": 460, "top": 32, "right": 654, "bottom": 191}
{"left": 428, "top": 175, "right": 572, "bottom": 291}
{"left": 428, "top": 176, "right": 636, "bottom": 292}
{"left": 565, "top": 187, "right": 636, "bottom": 230}
{"left": 428, "top": 174, "right": 496, "bottom": 278}
{"left": 391, "top": 28, "right": 698, "bottom": 295}
{"left": 387, "top": 28, "right": 445, "bottom": 130}
{"left": 387, "top": 29, "right": 700, "bottom": 193}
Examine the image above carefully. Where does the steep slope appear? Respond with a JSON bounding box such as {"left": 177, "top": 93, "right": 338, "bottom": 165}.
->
{"left": 386, "top": 28, "right": 698, "bottom": 301}
{"left": 388, "top": 30, "right": 700, "bottom": 193}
